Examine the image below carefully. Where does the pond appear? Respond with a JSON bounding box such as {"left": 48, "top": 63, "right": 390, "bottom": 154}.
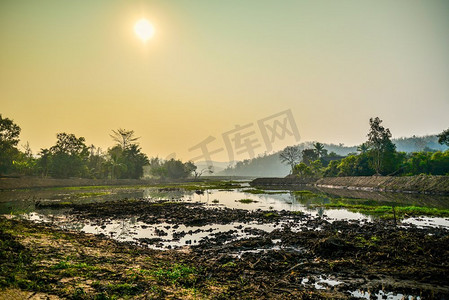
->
{"left": 1, "top": 184, "right": 448, "bottom": 251}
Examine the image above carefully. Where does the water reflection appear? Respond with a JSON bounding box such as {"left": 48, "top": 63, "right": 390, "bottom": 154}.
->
{"left": 1, "top": 185, "right": 448, "bottom": 233}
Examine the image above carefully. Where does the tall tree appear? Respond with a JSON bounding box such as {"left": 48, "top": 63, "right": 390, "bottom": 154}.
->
{"left": 279, "top": 146, "right": 301, "bottom": 173}
{"left": 366, "top": 117, "right": 396, "bottom": 175}
{"left": 110, "top": 129, "right": 139, "bottom": 150}
{"left": 438, "top": 128, "right": 449, "bottom": 147}
{"left": 0, "top": 114, "right": 21, "bottom": 175}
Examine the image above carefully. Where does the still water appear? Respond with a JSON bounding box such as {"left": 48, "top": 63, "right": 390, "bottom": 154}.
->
{"left": 1, "top": 185, "right": 448, "bottom": 250}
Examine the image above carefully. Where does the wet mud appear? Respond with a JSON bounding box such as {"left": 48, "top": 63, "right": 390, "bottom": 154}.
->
{"left": 20, "top": 199, "right": 449, "bottom": 299}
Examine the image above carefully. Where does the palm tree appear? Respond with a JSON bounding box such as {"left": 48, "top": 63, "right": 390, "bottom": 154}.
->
{"left": 357, "top": 143, "right": 369, "bottom": 154}
{"left": 313, "top": 142, "right": 326, "bottom": 158}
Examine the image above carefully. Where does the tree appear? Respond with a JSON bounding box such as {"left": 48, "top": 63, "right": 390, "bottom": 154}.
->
{"left": 313, "top": 142, "right": 327, "bottom": 158}
{"left": 293, "top": 163, "right": 311, "bottom": 178}
{"left": 110, "top": 129, "right": 139, "bottom": 150}
{"left": 366, "top": 117, "right": 396, "bottom": 175}
{"left": 279, "top": 146, "right": 301, "bottom": 173}
{"left": 357, "top": 143, "right": 369, "bottom": 154}
{"left": 438, "top": 128, "right": 449, "bottom": 147}
{"left": 164, "top": 159, "right": 194, "bottom": 179}
{"left": 121, "top": 144, "right": 149, "bottom": 179}
{"left": 301, "top": 149, "right": 319, "bottom": 165}
{"left": 107, "top": 146, "right": 126, "bottom": 179}
{"left": 192, "top": 164, "right": 214, "bottom": 179}
{"left": 13, "top": 142, "right": 36, "bottom": 175}
{"left": 0, "top": 114, "right": 21, "bottom": 175}
{"left": 87, "top": 145, "right": 107, "bottom": 179}
{"left": 37, "top": 148, "right": 51, "bottom": 177}
{"left": 323, "top": 160, "right": 340, "bottom": 177}
{"left": 48, "top": 133, "right": 89, "bottom": 178}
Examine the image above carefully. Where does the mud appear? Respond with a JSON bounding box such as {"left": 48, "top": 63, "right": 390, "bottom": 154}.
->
{"left": 23, "top": 199, "right": 449, "bottom": 299}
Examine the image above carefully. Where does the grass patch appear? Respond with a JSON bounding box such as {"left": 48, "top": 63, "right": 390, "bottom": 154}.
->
{"left": 49, "top": 186, "right": 113, "bottom": 191}
{"left": 242, "top": 188, "right": 287, "bottom": 195}
{"left": 236, "top": 199, "right": 258, "bottom": 204}
{"left": 263, "top": 212, "right": 279, "bottom": 218}
{"left": 154, "top": 264, "right": 198, "bottom": 287}
{"left": 75, "top": 192, "right": 111, "bottom": 198}
{"left": 324, "top": 201, "right": 449, "bottom": 218}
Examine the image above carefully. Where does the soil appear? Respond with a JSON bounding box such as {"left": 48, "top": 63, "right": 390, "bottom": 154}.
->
{"left": 1, "top": 199, "right": 449, "bottom": 299}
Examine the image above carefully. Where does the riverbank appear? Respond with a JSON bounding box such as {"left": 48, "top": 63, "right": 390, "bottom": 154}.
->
{"left": 315, "top": 175, "right": 449, "bottom": 194}
{"left": 0, "top": 176, "right": 157, "bottom": 190}
{"left": 251, "top": 175, "right": 449, "bottom": 195}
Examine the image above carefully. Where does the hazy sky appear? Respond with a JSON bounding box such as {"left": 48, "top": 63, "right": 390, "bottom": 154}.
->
{"left": 1, "top": 0, "right": 449, "bottom": 162}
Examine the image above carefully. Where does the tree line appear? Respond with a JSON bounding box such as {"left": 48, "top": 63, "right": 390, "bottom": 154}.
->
{"left": 0, "top": 114, "right": 202, "bottom": 180}
{"left": 280, "top": 117, "right": 449, "bottom": 178}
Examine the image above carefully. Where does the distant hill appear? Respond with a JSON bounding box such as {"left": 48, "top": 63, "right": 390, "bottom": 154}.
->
{"left": 217, "top": 142, "right": 357, "bottom": 177}
{"left": 215, "top": 135, "right": 448, "bottom": 177}
{"left": 393, "top": 135, "right": 447, "bottom": 152}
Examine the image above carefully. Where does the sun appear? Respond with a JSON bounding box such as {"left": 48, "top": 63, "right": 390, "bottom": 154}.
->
{"left": 134, "top": 18, "right": 155, "bottom": 42}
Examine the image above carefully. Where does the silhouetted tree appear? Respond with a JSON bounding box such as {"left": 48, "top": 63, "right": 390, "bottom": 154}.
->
{"left": 110, "top": 129, "right": 140, "bottom": 150}
{"left": 279, "top": 146, "right": 301, "bottom": 173}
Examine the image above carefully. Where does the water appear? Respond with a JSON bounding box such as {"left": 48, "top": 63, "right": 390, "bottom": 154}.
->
{"left": 1, "top": 185, "right": 448, "bottom": 250}
{"left": 350, "top": 289, "right": 421, "bottom": 300}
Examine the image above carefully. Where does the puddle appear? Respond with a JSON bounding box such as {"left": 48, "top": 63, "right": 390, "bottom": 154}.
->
{"left": 301, "top": 275, "right": 343, "bottom": 290}
{"left": 402, "top": 217, "right": 449, "bottom": 229}
{"left": 350, "top": 289, "right": 422, "bottom": 300}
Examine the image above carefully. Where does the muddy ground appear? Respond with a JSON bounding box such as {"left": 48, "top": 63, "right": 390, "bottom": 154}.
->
{"left": 1, "top": 199, "right": 449, "bottom": 299}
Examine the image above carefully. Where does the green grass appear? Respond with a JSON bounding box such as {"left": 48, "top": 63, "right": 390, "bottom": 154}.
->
{"left": 49, "top": 186, "right": 113, "bottom": 191}
{"left": 154, "top": 264, "right": 198, "bottom": 287}
{"left": 236, "top": 199, "right": 258, "bottom": 204}
{"left": 292, "top": 190, "right": 319, "bottom": 198}
{"left": 324, "top": 201, "right": 449, "bottom": 218}
{"left": 75, "top": 192, "right": 111, "bottom": 197}
{"left": 242, "top": 188, "right": 287, "bottom": 195}
{"left": 263, "top": 212, "right": 279, "bottom": 218}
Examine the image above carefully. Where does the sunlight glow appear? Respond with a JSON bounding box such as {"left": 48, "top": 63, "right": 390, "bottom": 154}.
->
{"left": 134, "top": 18, "right": 155, "bottom": 42}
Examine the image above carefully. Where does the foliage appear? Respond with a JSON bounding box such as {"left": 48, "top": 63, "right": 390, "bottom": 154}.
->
{"left": 106, "top": 144, "right": 149, "bottom": 179}
{"left": 301, "top": 148, "right": 319, "bottom": 165}
{"left": 279, "top": 146, "right": 301, "bottom": 173}
{"left": 43, "top": 133, "right": 90, "bottom": 178}
{"left": 367, "top": 117, "right": 396, "bottom": 174}
{"left": 438, "top": 128, "right": 449, "bottom": 147}
{"left": 313, "top": 142, "right": 327, "bottom": 157}
{"left": 147, "top": 158, "right": 197, "bottom": 180}
{"left": 0, "top": 114, "right": 21, "bottom": 175}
